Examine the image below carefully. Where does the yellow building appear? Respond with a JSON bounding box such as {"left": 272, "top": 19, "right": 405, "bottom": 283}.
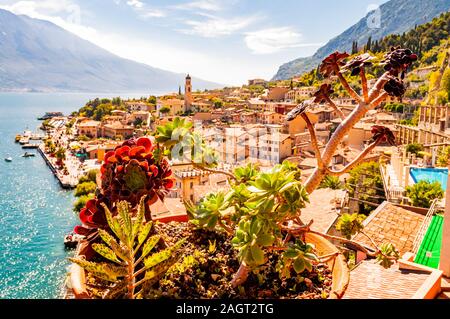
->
{"left": 158, "top": 98, "right": 185, "bottom": 116}
{"left": 77, "top": 120, "right": 101, "bottom": 138}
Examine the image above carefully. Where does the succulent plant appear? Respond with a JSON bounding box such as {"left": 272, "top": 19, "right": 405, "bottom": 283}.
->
{"left": 370, "top": 125, "right": 396, "bottom": 146}
{"left": 70, "top": 197, "right": 186, "bottom": 299}
{"left": 74, "top": 136, "right": 175, "bottom": 236}
{"left": 319, "top": 51, "right": 349, "bottom": 78}
{"left": 313, "top": 84, "right": 334, "bottom": 104}
{"left": 383, "top": 76, "right": 406, "bottom": 98}
{"left": 100, "top": 136, "right": 174, "bottom": 211}
{"left": 381, "top": 47, "right": 418, "bottom": 78}
{"left": 340, "top": 53, "right": 375, "bottom": 76}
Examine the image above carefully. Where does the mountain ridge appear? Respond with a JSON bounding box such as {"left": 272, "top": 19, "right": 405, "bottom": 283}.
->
{"left": 0, "top": 9, "right": 221, "bottom": 93}
{"left": 272, "top": 0, "right": 450, "bottom": 81}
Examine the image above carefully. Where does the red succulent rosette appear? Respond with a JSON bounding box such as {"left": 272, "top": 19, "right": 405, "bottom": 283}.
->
{"left": 319, "top": 51, "right": 349, "bottom": 78}
{"left": 74, "top": 197, "right": 109, "bottom": 236}
{"left": 371, "top": 125, "right": 396, "bottom": 146}
{"left": 100, "top": 137, "right": 174, "bottom": 209}
{"left": 74, "top": 136, "right": 175, "bottom": 235}
{"left": 381, "top": 47, "right": 418, "bottom": 78}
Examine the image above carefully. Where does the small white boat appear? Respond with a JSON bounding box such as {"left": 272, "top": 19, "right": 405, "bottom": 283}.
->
{"left": 4, "top": 157, "right": 12, "bottom": 162}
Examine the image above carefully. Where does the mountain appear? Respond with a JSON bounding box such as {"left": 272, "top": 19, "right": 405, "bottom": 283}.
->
{"left": 0, "top": 9, "right": 221, "bottom": 93}
{"left": 273, "top": 0, "right": 450, "bottom": 80}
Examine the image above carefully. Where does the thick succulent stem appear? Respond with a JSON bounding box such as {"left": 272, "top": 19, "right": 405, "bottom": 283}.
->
{"left": 360, "top": 68, "right": 369, "bottom": 103}
{"left": 231, "top": 262, "right": 249, "bottom": 288}
{"left": 368, "top": 71, "right": 390, "bottom": 103}
{"left": 126, "top": 252, "right": 136, "bottom": 299}
{"left": 327, "top": 140, "right": 381, "bottom": 176}
{"left": 335, "top": 66, "right": 362, "bottom": 103}
{"left": 304, "top": 100, "right": 372, "bottom": 194}
{"left": 301, "top": 113, "right": 324, "bottom": 169}
{"left": 324, "top": 96, "right": 346, "bottom": 120}
{"left": 193, "top": 163, "right": 237, "bottom": 181}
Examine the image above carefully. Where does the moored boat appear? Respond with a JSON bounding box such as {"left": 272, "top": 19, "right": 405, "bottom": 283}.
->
{"left": 22, "top": 152, "right": 36, "bottom": 158}
{"left": 4, "top": 157, "right": 12, "bottom": 162}
{"left": 64, "top": 233, "right": 85, "bottom": 249}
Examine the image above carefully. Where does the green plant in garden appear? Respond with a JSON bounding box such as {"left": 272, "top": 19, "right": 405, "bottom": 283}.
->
{"left": 406, "top": 180, "right": 444, "bottom": 208}
{"left": 345, "top": 162, "right": 384, "bottom": 214}
{"left": 319, "top": 175, "right": 342, "bottom": 190}
{"left": 186, "top": 161, "right": 311, "bottom": 285}
{"left": 277, "top": 240, "right": 319, "bottom": 278}
{"left": 335, "top": 213, "right": 366, "bottom": 239}
{"left": 437, "top": 146, "right": 450, "bottom": 167}
{"left": 69, "top": 197, "right": 185, "bottom": 299}
{"left": 406, "top": 143, "right": 424, "bottom": 157}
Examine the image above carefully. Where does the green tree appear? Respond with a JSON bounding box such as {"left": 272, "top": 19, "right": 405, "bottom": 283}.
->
{"left": 406, "top": 180, "right": 444, "bottom": 208}
{"left": 159, "top": 106, "right": 171, "bottom": 115}
{"left": 406, "top": 143, "right": 424, "bottom": 156}
{"left": 345, "top": 162, "right": 384, "bottom": 215}
{"left": 437, "top": 146, "right": 450, "bottom": 167}
{"left": 75, "top": 181, "right": 97, "bottom": 197}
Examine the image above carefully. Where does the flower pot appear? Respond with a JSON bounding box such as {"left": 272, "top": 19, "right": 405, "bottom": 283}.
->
{"left": 304, "top": 233, "right": 350, "bottom": 299}
{"left": 69, "top": 222, "right": 349, "bottom": 299}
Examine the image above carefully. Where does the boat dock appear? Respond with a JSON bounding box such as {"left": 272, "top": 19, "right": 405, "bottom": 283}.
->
{"left": 38, "top": 145, "right": 77, "bottom": 189}
{"left": 22, "top": 144, "right": 40, "bottom": 149}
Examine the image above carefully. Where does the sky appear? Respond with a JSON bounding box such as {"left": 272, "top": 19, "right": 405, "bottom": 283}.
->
{"left": 0, "top": 0, "right": 389, "bottom": 86}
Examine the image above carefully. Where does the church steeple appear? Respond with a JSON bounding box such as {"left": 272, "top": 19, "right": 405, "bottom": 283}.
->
{"left": 184, "top": 74, "right": 193, "bottom": 112}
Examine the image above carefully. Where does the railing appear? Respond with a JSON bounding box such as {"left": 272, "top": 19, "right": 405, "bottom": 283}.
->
{"left": 379, "top": 163, "right": 406, "bottom": 203}
{"left": 412, "top": 199, "right": 439, "bottom": 255}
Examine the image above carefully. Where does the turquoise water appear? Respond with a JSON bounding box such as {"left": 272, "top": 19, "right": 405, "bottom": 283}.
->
{"left": 0, "top": 92, "right": 150, "bottom": 299}
{"left": 410, "top": 167, "right": 448, "bottom": 191}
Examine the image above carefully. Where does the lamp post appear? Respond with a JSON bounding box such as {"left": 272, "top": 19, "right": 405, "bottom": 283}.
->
{"left": 439, "top": 159, "right": 450, "bottom": 277}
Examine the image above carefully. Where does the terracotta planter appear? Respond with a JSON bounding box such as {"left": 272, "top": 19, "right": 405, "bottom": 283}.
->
{"left": 69, "top": 222, "right": 349, "bottom": 299}
{"left": 304, "top": 233, "right": 350, "bottom": 299}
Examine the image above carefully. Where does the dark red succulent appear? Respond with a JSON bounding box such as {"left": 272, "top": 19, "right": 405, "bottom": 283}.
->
{"left": 341, "top": 53, "right": 375, "bottom": 76}
{"left": 381, "top": 47, "right": 418, "bottom": 78}
{"left": 383, "top": 76, "right": 406, "bottom": 98}
{"left": 319, "top": 52, "right": 349, "bottom": 78}
{"left": 101, "top": 137, "right": 175, "bottom": 209}
{"left": 371, "top": 125, "right": 396, "bottom": 146}
{"left": 313, "top": 84, "right": 334, "bottom": 104}
{"left": 74, "top": 197, "right": 110, "bottom": 236}
{"left": 74, "top": 136, "right": 175, "bottom": 234}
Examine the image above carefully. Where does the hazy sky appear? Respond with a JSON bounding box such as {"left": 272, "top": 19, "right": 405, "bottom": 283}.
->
{"left": 0, "top": 0, "right": 389, "bottom": 85}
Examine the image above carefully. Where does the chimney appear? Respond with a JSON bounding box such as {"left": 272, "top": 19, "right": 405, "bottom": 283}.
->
{"left": 439, "top": 159, "right": 450, "bottom": 277}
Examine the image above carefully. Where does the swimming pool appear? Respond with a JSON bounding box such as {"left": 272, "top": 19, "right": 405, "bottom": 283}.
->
{"left": 410, "top": 168, "right": 448, "bottom": 191}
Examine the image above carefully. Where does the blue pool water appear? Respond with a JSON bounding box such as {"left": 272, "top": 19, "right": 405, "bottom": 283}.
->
{"left": 410, "top": 167, "right": 448, "bottom": 191}
{"left": 0, "top": 92, "right": 149, "bottom": 298}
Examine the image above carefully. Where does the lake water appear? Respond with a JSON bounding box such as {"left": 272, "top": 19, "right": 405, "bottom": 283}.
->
{"left": 0, "top": 92, "right": 150, "bottom": 298}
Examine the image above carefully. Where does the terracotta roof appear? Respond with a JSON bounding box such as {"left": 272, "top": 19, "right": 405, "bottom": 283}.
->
{"left": 344, "top": 260, "right": 430, "bottom": 299}
{"left": 353, "top": 202, "right": 425, "bottom": 256}
{"left": 300, "top": 188, "right": 345, "bottom": 233}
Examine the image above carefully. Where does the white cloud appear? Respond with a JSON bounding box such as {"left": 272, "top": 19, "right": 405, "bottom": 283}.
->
{"left": 124, "top": 0, "right": 166, "bottom": 19}
{"left": 244, "top": 27, "right": 323, "bottom": 54}
{"left": 173, "top": 0, "right": 223, "bottom": 12}
{"left": 180, "top": 14, "right": 259, "bottom": 38}
{"left": 126, "top": 0, "right": 143, "bottom": 9}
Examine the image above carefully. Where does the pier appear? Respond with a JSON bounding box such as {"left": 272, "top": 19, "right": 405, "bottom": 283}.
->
{"left": 38, "top": 145, "right": 77, "bottom": 189}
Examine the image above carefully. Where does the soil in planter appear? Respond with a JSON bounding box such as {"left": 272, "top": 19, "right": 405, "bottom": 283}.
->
{"left": 148, "top": 222, "right": 333, "bottom": 299}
